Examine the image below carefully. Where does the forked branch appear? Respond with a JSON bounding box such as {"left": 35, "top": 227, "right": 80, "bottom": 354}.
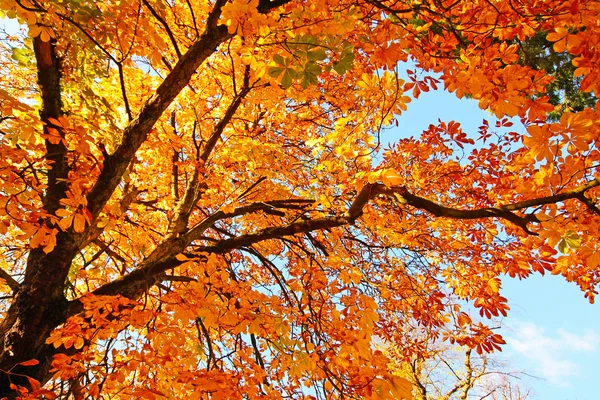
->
{"left": 67, "top": 178, "right": 600, "bottom": 316}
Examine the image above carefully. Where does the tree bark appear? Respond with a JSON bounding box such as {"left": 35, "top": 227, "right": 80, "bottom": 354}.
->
{"left": 0, "top": 22, "right": 232, "bottom": 399}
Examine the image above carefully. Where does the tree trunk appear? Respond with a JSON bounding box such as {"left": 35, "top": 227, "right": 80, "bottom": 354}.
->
{"left": 0, "top": 233, "right": 79, "bottom": 396}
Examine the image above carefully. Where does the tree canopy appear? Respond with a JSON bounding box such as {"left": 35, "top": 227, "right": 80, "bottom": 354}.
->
{"left": 0, "top": 0, "right": 599, "bottom": 398}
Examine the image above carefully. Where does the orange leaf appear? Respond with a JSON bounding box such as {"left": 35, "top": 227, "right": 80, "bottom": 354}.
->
{"left": 382, "top": 169, "right": 403, "bottom": 186}
{"left": 388, "top": 376, "right": 413, "bottom": 400}
{"left": 58, "top": 214, "right": 74, "bottom": 231}
{"left": 19, "top": 359, "right": 40, "bottom": 366}
{"left": 26, "top": 376, "right": 41, "bottom": 391}
{"left": 546, "top": 27, "right": 568, "bottom": 43}
{"left": 73, "top": 213, "right": 86, "bottom": 233}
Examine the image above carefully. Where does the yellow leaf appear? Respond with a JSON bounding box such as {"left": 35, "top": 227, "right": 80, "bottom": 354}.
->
{"left": 393, "top": 193, "right": 407, "bottom": 204}
{"left": 367, "top": 170, "right": 382, "bottom": 184}
{"left": 486, "top": 277, "right": 501, "bottom": 295}
{"left": 96, "top": 214, "right": 110, "bottom": 228}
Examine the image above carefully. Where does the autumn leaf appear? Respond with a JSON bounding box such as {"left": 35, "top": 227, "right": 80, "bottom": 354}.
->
{"left": 382, "top": 169, "right": 403, "bottom": 187}
{"left": 1, "top": 0, "right": 600, "bottom": 398}
{"left": 18, "top": 359, "right": 40, "bottom": 367}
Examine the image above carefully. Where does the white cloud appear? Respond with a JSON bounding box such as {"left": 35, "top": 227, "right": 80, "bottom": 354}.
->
{"left": 504, "top": 321, "right": 600, "bottom": 387}
{"left": 557, "top": 329, "right": 600, "bottom": 352}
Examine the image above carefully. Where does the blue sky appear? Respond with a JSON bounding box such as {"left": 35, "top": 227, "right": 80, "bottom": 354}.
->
{"left": 389, "top": 79, "right": 600, "bottom": 400}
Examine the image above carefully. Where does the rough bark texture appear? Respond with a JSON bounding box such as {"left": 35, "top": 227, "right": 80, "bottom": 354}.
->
{"left": 0, "top": 37, "right": 76, "bottom": 395}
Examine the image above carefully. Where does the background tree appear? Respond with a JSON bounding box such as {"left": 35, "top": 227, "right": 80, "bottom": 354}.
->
{"left": 386, "top": 321, "right": 532, "bottom": 400}
{"left": 0, "top": 0, "right": 599, "bottom": 398}
{"left": 516, "top": 31, "right": 598, "bottom": 121}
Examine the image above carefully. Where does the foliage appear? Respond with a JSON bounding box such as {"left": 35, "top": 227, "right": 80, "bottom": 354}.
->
{"left": 516, "top": 31, "right": 598, "bottom": 121}
{"left": 0, "top": 0, "right": 599, "bottom": 398}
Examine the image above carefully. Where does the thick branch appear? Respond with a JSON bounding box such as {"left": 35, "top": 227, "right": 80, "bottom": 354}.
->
{"left": 65, "top": 198, "right": 322, "bottom": 315}
{"left": 376, "top": 178, "right": 600, "bottom": 232}
{"left": 196, "top": 215, "right": 350, "bottom": 256}
{"left": 0, "top": 268, "right": 20, "bottom": 293}
{"left": 184, "top": 198, "right": 315, "bottom": 240}
{"left": 84, "top": 19, "right": 232, "bottom": 222}
{"left": 66, "top": 178, "right": 600, "bottom": 318}
{"left": 78, "top": 215, "right": 348, "bottom": 302}
{"left": 33, "top": 36, "right": 67, "bottom": 214}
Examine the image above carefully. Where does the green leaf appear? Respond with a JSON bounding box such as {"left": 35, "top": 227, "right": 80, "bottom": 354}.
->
{"left": 294, "top": 34, "right": 318, "bottom": 47}
{"left": 333, "top": 60, "right": 349, "bottom": 75}
{"left": 281, "top": 70, "right": 294, "bottom": 89}
{"left": 332, "top": 44, "right": 355, "bottom": 75}
{"left": 304, "top": 62, "right": 322, "bottom": 76}
{"left": 300, "top": 62, "right": 322, "bottom": 87}
{"left": 273, "top": 54, "right": 286, "bottom": 66}
{"left": 307, "top": 48, "right": 327, "bottom": 61}
{"left": 268, "top": 66, "right": 284, "bottom": 78}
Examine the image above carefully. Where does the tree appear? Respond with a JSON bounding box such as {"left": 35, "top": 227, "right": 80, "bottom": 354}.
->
{"left": 516, "top": 31, "right": 597, "bottom": 122}
{"left": 386, "top": 322, "right": 532, "bottom": 400}
{"left": 0, "top": 0, "right": 598, "bottom": 397}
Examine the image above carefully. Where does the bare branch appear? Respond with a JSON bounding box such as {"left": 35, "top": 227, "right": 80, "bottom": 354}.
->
{"left": 168, "top": 66, "right": 253, "bottom": 236}
{"left": 375, "top": 178, "right": 600, "bottom": 232}
{"left": 117, "top": 63, "right": 132, "bottom": 121}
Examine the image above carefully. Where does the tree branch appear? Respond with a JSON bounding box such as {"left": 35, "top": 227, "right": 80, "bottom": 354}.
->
{"left": 84, "top": 12, "right": 233, "bottom": 224}
{"left": 375, "top": 177, "right": 600, "bottom": 232}
{"left": 142, "top": 0, "right": 182, "bottom": 58}
{"left": 168, "top": 66, "right": 253, "bottom": 236}
{"left": 65, "top": 197, "right": 322, "bottom": 315}
{"left": 117, "top": 63, "right": 132, "bottom": 121}
{"left": 33, "top": 36, "right": 67, "bottom": 215}
{"left": 0, "top": 268, "right": 20, "bottom": 293}
{"left": 257, "top": 0, "right": 294, "bottom": 13}
{"left": 66, "top": 178, "right": 600, "bottom": 317}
